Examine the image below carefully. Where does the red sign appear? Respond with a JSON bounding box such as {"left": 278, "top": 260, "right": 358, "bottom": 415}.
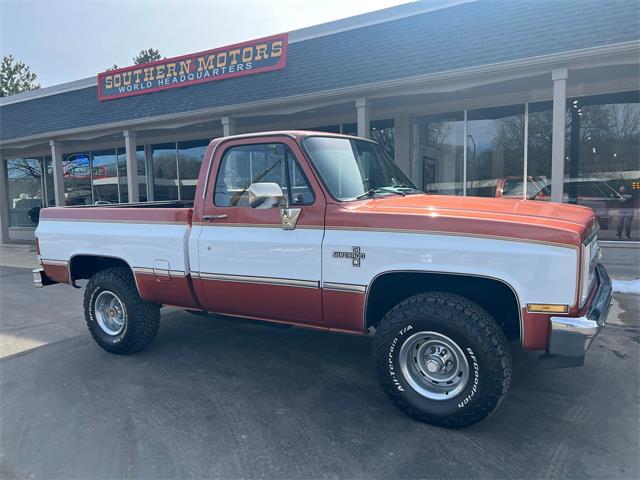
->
{"left": 98, "top": 33, "right": 288, "bottom": 101}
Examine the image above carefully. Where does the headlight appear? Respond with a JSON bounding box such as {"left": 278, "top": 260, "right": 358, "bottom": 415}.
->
{"left": 579, "top": 235, "right": 600, "bottom": 307}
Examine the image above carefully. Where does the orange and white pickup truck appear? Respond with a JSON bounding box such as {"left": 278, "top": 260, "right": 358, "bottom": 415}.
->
{"left": 34, "top": 131, "right": 612, "bottom": 428}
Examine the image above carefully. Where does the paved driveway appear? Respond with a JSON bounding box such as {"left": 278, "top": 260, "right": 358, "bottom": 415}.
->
{"left": 1, "top": 266, "right": 639, "bottom": 479}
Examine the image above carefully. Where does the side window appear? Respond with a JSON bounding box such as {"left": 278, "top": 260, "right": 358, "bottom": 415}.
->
{"left": 214, "top": 143, "right": 314, "bottom": 207}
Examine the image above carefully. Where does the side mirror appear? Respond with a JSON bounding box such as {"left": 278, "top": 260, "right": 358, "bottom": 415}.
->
{"left": 246, "top": 182, "right": 302, "bottom": 230}
{"left": 247, "top": 182, "right": 285, "bottom": 209}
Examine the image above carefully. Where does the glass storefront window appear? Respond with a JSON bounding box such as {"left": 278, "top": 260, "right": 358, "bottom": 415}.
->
{"left": 342, "top": 123, "right": 358, "bottom": 136}
{"left": 413, "top": 111, "right": 464, "bottom": 195}
{"left": 524, "top": 101, "right": 554, "bottom": 200}
{"left": 370, "top": 119, "right": 395, "bottom": 158}
{"left": 43, "top": 156, "right": 55, "bottom": 207}
{"left": 308, "top": 125, "right": 341, "bottom": 133}
{"left": 304, "top": 121, "right": 395, "bottom": 158}
{"left": 466, "top": 105, "right": 525, "bottom": 197}
{"left": 151, "top": 143, "right": 178, "bottom": 201}
{"left": 177, "top": 139, "right": 209, "bottom": 201}
{"left": 91, "top": 149, "right": 120, "bottom": 204}
{"left": 117, "top": 147, "right": 147, "bottom": 203}
{"left": 6, "top": 158, "right": 44, "bottom": 226}
{"left": 564, "top": 91, "right": 640, "bottom": 241}
{"left": 63, "top": 153, "right": 93, "bottom": 205}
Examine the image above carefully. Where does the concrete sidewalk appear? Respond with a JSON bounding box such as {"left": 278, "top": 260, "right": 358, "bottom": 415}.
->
{"left": 0, "top": 243, "right": 39, "bottom": 269}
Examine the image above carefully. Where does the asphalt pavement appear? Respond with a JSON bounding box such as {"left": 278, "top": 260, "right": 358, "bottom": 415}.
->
{"left": 1, "top": 265, "right": 639, "bottom": 479}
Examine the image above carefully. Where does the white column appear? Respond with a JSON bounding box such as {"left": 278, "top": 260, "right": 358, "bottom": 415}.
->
{"left": 124, "top": 129, "right": 139, "bottom": 203}
{"left": 221, "top": 116, "right": 236, "bottom": 137}
{"left": 0, "top": 157, "right": 10, "bottom": 243}
{"left": 144, "top": 145, "right": 154, "bottom": 202}
{"left": 356, "top": 97, "right": 370, "bottom": 138}
{"left": 393, "top": 113, "right": 411, "bottom": 177}
{"left": 49, "top": 140, "right": 66, "bottom": 206}
{"left": 551, "top": 68, "right": 568, "bottom": 203}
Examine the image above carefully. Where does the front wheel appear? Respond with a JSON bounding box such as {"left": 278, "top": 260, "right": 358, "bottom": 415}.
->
{"left": 372, "top": 292, "right": 512, "bottom": 428}
{"left": 84, "top": 267, "right": 160, "bottom": 354}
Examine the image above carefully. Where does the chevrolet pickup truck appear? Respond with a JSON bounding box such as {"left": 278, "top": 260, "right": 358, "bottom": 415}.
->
{"left": 34, "top": 131, "right": 612, "bottom": 428}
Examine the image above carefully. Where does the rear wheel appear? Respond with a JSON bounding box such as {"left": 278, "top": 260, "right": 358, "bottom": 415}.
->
{"left": 84, "top": 267, "right": 160, "bottom": 354}
{"left": 372, "top": 292, "right": 512, "bottom": 428}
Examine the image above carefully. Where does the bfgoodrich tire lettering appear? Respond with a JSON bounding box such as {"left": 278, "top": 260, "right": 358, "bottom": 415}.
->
{"left": 372, "top": 292, "right": 512, "bottom": 428}
{"left": 84, "top": 267, "right": 160, "bottom": 354}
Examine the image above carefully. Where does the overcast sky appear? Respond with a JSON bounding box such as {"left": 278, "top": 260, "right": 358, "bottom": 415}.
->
{"left": 0, "top": 0, "right": 412, "bottom": 87}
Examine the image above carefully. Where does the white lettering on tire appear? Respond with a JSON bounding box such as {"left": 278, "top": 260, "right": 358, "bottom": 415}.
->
{"left": 388, "top": 325, "right": 413, "bottom": 392}
{"left": 458, "top": 347, "right": 479, "bottom": 408}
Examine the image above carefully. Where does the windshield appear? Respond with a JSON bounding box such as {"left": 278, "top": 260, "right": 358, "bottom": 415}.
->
{"left": 302, "top": 136, "right": 420, "bottom": 201}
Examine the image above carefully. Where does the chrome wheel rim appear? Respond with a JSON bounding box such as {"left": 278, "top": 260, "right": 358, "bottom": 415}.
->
{"left": 398, "top": 331, "right": 470, "bottom": 401}
{"left": 94, "top": 290, "right": 126, "bottom": 336}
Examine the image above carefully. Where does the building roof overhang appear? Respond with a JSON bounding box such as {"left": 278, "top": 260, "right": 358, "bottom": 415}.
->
{"left": 1, "top": 40, "right": 637, "bottom": 150}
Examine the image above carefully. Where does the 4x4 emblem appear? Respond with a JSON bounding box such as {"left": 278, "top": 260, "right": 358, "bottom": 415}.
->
{"left": 332, "top": 246, "right": 366, "bottom": 267}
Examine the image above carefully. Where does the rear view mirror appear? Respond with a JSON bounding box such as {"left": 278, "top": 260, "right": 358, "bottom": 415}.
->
{"left": 247, "top": 182, "right": 286, "bottom": 209}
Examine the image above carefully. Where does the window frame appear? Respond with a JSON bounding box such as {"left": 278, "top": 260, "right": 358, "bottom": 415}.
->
{"left": 213, "top": 141, "right": 316, "bottom": 208}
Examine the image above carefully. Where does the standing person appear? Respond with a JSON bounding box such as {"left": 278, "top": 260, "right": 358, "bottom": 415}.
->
{"left": 616, "top": 185, "right": 634, "bottom": 240}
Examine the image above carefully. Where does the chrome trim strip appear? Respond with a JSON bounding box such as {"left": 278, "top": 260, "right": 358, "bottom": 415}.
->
{"left": 194, "top": 222, "right": 323, "bottom": 229}
{"left": 132, "top": 267, "right": 187, "bottom": 278}
{"left": 183, "top": 222, "right": 192, "bottom": 276}
{"left": 41, "top": 259, "right": 69, "bottom": 266}
{"left": 322, "top": 282, "right": 366, "bottom": 293}
{"left": 196, "top": 272, "right": 319, "bottom": 289}
{"left": 132, "top": 267, "right": 155, "bottom": 275}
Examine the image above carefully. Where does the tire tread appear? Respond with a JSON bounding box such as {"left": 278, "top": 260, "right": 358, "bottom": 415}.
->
{"left": 372, "top": 292, "right": 512, "bottom": 428}
{"left": 83, "top": 267, "right": 160, "bottom": 354}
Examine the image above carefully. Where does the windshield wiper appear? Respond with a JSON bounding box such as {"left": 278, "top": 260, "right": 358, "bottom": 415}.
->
{"left": 356, "top": 186, "right": 409, "bottom": 200}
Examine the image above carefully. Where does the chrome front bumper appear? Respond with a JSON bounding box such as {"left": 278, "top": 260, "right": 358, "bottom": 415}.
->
{"left": 539, "top": 264, "right": 612, "bottom": 369}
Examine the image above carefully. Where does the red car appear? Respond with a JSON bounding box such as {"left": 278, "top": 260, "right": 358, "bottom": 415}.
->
{"left": 496, "top": 176, "right": 623, "bottom": 230}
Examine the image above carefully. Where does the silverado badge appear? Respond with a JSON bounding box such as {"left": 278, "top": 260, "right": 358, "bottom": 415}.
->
{"left": 332, "top": 246, "right": 366, "bottom": 267}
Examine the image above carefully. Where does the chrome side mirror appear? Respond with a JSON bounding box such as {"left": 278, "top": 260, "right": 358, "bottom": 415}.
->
{"left": 247, "top": 182, "right": 285, "bottom": 209}
{"left": 246, "top": 182, "right": 302, "bottom": 230}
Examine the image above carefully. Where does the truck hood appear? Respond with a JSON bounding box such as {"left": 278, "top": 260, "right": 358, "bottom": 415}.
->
{"left": 328, "top": 194, "right": 596, "bottom": 247}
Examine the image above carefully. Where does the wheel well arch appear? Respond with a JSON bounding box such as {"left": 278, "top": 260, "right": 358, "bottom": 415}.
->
{"left": 68, "top": 254, "right": 136, "bottom": 288}
{"left": 364, "top": 271, "right": 522, "bottom": 342}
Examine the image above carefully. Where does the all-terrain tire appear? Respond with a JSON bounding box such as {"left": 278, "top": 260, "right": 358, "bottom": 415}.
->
{"left": 372, "top": 292, "right": 512, "bottom": 428}
{"left": 84, "top": 267, "right": 160, "bottom": 354}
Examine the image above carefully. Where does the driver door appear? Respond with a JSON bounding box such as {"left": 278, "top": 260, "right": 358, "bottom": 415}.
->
{"left": 194, "top": 136, "right": 325, "bottom": 325}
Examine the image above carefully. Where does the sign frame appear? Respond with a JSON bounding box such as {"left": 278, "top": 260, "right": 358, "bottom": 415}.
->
{"left": 97, "top": 33, "right": 288, "bottom": 101}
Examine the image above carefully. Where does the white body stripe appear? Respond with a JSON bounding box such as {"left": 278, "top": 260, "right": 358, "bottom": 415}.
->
{"left": 195, "top": 225, "right": 323, "bottom": 281}
{"left": 322, "top": 229, "right": 578, "bottom": 307}
{"left": 37, "top": 220, "right": 578, "bottom": 308}
{"left": 37, "top": 220, "right": 189, "bottom": 273}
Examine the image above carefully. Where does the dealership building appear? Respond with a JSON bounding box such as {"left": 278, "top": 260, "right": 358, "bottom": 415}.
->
{"left": 1, "top": 0, "right": 638, "bottom": 244}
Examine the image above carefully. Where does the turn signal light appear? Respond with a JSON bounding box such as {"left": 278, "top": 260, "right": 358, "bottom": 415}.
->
{"left": 527, "top": 304, "right": 569, "bottom": 314}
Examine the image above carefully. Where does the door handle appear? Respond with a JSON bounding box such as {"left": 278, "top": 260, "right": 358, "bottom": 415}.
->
{"left": 202, "top": 214, "right": 228, "bottom": 222}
